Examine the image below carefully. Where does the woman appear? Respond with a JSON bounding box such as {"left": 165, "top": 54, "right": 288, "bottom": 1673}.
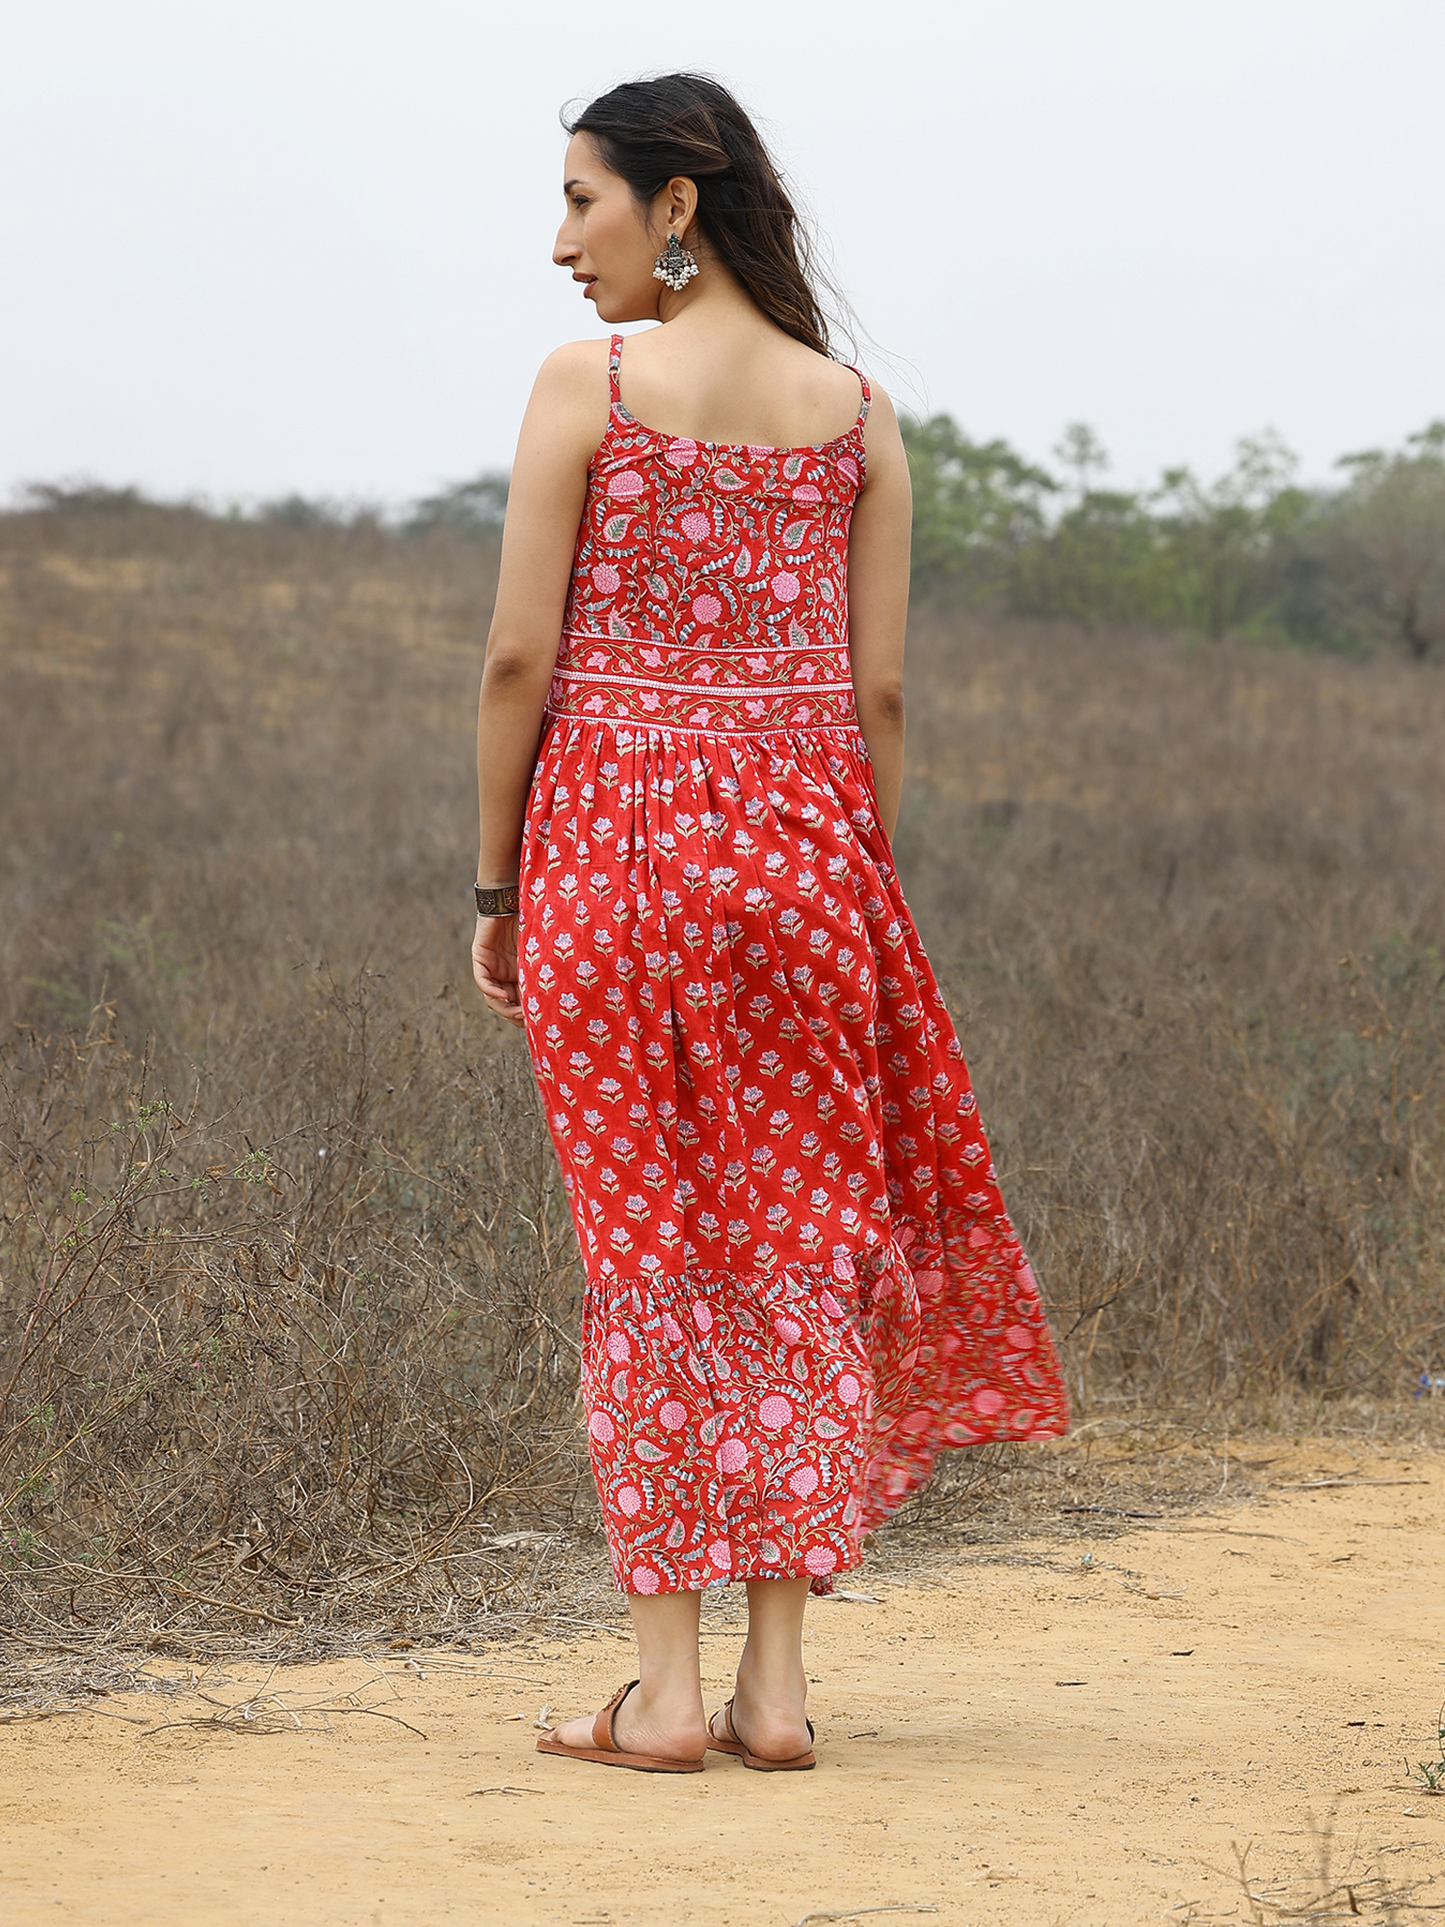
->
{"left": 472, "top": 73, "right": 1068, "bottom": 1774}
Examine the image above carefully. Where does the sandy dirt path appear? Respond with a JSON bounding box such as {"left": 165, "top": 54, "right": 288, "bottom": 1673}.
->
{"left": 4, "top": 1441, "right": 1443, "bottom": 1926}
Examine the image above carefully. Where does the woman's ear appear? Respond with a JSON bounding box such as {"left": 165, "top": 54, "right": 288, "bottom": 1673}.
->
{"left": 661, "top": 173, "right": 699, "bottom": 238}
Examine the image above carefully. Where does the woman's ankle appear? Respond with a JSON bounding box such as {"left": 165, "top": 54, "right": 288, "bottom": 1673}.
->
{"left": 734, "top": 1642, "right": 808, "bottom": 1715}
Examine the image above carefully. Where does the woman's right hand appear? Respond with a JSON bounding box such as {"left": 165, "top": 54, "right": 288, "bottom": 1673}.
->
{"left": 472, "top": 914, "right": 525, "bottom": 1027}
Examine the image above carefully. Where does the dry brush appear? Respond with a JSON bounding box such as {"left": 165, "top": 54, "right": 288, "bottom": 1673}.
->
{"left": 1, "top": 500, "right": 1442, "bottom": 1638}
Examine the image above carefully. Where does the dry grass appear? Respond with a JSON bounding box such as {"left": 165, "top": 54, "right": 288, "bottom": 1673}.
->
{"left": 1, "top": 500, "right": 1443, "bottom": 1647}
{"left": 901, "top": 611, "right": 1445, "bottom": 1406}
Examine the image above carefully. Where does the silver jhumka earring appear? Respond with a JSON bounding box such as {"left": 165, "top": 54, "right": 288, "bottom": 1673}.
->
{"left": 652, "top": 232, "right": 699, "bottom": 292}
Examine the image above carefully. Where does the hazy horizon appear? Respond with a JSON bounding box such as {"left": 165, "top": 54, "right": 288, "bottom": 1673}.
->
{"left": 3, "top": 0, "right": 1441, "bottom": 509}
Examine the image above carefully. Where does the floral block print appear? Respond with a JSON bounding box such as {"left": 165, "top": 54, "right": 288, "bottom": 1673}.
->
{"left": 516, "top": 336, "right": 1068, "bottom": 1595}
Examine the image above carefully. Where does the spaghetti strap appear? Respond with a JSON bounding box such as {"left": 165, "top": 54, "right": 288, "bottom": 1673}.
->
{"left": 608, "top": 333, "right": 624, "bottom": 406}
{"left": 845, "top": 363, "right": 871, "bottom": 423}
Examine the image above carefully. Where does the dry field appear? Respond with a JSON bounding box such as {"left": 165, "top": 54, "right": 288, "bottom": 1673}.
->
{"left": 1, "top": 499, "right": 1444, "bottom": 1647}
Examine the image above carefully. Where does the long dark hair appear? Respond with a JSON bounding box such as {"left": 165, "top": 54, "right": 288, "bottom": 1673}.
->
{"left": 564, "top": 74, "right": 834, "bottom": 357}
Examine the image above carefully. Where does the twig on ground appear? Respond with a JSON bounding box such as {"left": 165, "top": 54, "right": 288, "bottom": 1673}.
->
{"left": 1272, "top": 1479, "right": 1430, "bottom": 1491}
{"left": 791, "top": 1910, "right": 938, "bottom": 1926}
{"left": 1059, "top": 1505, "right": 1164, "bottom": 1519}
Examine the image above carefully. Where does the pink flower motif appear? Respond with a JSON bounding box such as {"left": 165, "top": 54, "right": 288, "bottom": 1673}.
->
{"left": 836, "top": 454, "right": 859, "bottom": 484}
{"left": 1005, "top": 1324, "right": 1036, "bottom": 1351}
{"left": 971, "top": 1387, "right": 1007, "bottom": 1417}
{"left": 681, "top": 511, "right": 711, "bottom": 541}
{"left": 606, "top": 1332, "right": 631, "bottom": 1362}
{"left": 617, "top": 1485, "right": 643, "bottom": 1517}
{"left": 788, "top": 1465, "right": 819, "bottom": 1499}
{"left": 758, "top": 1394, "right": 793, "bottom": 1431}
{"left": 661, "top": 1312, "right": 684, "bottom": 1344}
{"left": 692, "top": 593, "right": 723, "bottom": 623}
{"left": 792, "top": 483, "right": 822, "bottom": 504}
{"left": 659, "top": 1399, "right": 689, "bottom": 1430}
{"left": 771, "top": 571, "right": 800, "bottom": 603}
{"left": 666, "top": 438, "right": 699, "bottom": 467}
{"left": 707, "top": 1539, "right": 732, "bottom": 1571}
{"left": 836, "top": 1373, "right": 861, "bottom": 1406}
{"left": 716, "top": 1438, "right": 748, "bottom": 1474}
{"left": 591, "top": 563, "right": 620, "bottom": 594}
{"left": 803, "top": 1545, "right": 837, "bottom": 1576}
{"left": 631, "top": 1566, "right": 661, "bottom": 1594}
{"left": 691, "top": 1301, "right": 713, "bottom": 1332}
{"left": 640, "top": 690, "right": 661, "bottom": 711}
{"left": 774, "top": 1316, "right": 802, "bottom": 1344}
{"left": 588, "top": 1411, "right": 616, "bottom": 1443}
{"left": 607, "top": 470, "right": 645, "bottom": 499}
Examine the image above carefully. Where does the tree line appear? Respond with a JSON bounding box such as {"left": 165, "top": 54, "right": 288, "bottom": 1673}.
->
{"left": 16, "top": 413, "right": 1443, "bottom": 660}
{"left": 903, "top": 415, "right": 1445, "bottom": 658}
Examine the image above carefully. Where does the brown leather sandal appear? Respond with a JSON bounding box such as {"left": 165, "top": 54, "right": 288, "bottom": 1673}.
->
{"left": 706, "top": 1697, "right": 816, "bottom": 1771}
{"left": 535, "top": 1680, "right": 706, "bottom": 1774}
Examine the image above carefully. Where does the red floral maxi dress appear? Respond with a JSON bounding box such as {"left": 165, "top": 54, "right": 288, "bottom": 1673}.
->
{"left": 518, "top": 336, "right": 1068, "bottom": 1597}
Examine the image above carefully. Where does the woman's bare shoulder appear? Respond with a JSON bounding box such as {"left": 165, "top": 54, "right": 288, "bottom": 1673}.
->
{"left": 518, "top": 339, "right": 613, "bottom": 462}
{"left": 532, "top": 336, "right": 612, "bottom": 394}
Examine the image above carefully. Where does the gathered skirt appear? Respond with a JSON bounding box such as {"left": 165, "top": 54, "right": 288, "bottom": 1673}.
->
{"left": 518, "top": 717, "right": 1068, "bottom": 1594}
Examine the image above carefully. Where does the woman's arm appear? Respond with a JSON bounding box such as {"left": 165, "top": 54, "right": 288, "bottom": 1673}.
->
{"left": 845, "top": 384, "right": 912, "bottom": 840}
{"left": 472, "top": 340, "right": 609, "bottom": 1024}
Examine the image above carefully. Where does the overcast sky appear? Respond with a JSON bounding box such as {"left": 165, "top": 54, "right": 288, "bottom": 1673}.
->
{"left": 3, "top": 0, "right": 1441, "bottom": 509}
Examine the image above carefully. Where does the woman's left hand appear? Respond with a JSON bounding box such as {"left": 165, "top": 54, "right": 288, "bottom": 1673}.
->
{"left": 472, "top": 914, "right": 524, "bottom": 1027}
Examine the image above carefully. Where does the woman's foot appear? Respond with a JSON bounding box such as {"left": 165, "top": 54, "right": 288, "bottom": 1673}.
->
{"left": 707, "top": 1696, "right": 816, "bottom": 1769}
{"left": 709, "top": 1692, "right": 813, "bottom": 1764}
{"left": 548, "top": 1678, "right": 708, "bottom": 1763}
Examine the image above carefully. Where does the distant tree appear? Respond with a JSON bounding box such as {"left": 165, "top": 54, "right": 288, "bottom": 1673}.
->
{"left": 1053, "top": 422, "right": 1110, "bottom": 501}
{"left": 1326, "top": 422, "right": 1445, "bottom": 660}
{"left": 19, "top": 480, "right": 148, "bottom": 514}
{"left": 257, "top": 494, "right": 353, "bottom": 528}
{"left": 404, "top": 472, "right": 510, "bottom": 536}
{"left": 1012, "top": 487, "right": 1180, "bottom": 626}
{"left": 900, "top": 414, "right": 1056, "bottom": 592}
{"left": 1151, "top": 430, "right": 1307, "bottom": 639}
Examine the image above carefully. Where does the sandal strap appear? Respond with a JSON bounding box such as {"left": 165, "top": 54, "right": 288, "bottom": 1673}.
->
{"left": 592, "top": 1680, "right": 639, "bottom": 1754}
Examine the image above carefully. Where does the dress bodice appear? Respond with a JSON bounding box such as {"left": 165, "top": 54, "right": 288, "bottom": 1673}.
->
{"left": 547, "top": 334, "right": 870, "bottom": 735}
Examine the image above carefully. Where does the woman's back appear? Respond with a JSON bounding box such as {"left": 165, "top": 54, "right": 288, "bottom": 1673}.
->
{"left": 549, "top": 334, "right": 866, "bottom": 734}
{"left": 602, "top": 317, "right": 871, "bottom": 452}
